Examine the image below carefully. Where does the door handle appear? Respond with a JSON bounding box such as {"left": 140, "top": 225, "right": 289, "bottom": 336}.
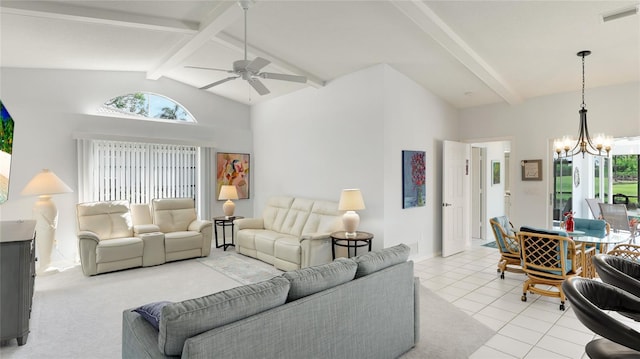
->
{"left": 442, "top": 203, "right": 452, "bottom": 207}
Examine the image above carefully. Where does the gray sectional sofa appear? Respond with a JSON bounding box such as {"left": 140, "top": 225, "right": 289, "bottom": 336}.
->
{"left": 122, "top": 244, "right": 419, "bottom": 359}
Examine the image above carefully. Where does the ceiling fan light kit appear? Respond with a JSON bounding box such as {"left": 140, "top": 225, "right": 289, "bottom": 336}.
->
{"left": 187, "top": 0, "right": 307, "bottom": 96}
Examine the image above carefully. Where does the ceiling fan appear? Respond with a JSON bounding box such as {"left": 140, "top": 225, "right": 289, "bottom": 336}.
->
{"left": 186, "top": 1, "right": 307, "bottom": 96}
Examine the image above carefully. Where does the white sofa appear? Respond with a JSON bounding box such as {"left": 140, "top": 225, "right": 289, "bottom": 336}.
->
{"left": 234, "top": 196, "right": 344, "bottom": 271}
{"left": 76, "top": 198, "right": 212, "bottom": 276}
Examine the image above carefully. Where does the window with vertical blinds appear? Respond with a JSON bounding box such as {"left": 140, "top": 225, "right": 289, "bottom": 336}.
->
{"left": 77, "top": 139, "right": 197, "bottom": 204}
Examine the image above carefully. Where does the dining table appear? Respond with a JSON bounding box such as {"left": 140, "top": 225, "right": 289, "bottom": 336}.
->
{"left": 558, "top": 230, "right": 633, "bottom": 278}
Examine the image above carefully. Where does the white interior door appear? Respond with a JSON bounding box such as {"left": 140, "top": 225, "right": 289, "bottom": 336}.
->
{"left": 442, "top": 140, "right": 471, "bottom": 257}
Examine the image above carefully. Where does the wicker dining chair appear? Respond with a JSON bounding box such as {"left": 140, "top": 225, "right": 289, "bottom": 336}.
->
{"left": 518, "top": 227, "right": 594, "bottom": 310}
{"left": 489, "top": 217, "right": 523, "bottom": 279}
{"left": 608, "top": 243, "right": 640, "bottom": 261}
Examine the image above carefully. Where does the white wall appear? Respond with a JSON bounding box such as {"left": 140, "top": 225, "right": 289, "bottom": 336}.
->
{"left": 0, "top": 68, "right": 251, "bottom": 264}
{"left": 459, "top": 82, "right": 640, "bottom": 229}
{"left": 382, "top": 65, "right": 458, "bottom": 257}
{"left": 251, "top": 64, "right": 458, "bottom": 258}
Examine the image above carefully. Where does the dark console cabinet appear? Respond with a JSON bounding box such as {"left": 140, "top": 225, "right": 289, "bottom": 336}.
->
{"left": 0, "top": 222, "right": 36, "bottom": 346}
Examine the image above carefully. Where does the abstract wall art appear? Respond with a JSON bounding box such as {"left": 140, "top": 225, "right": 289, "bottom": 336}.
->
{"left": 216, "top": 152, "right": 250, "bottom": 199}
{"left": 402, "top": 150, "right": 426, "bottom": 209}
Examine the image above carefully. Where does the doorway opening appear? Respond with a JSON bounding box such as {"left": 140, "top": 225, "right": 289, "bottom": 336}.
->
{"left": 471, "top": 140, "right": 511, "bottom": 242}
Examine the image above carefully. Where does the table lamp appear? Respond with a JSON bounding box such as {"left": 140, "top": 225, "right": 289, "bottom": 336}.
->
{"left": 338, "top": 189, "right": 365, "bottom": 238}
{"left": 218, "top": 185, "right": 239, "bottom": 218}
{"left": 21, "top": 169, "right": 73, "bottom": 274}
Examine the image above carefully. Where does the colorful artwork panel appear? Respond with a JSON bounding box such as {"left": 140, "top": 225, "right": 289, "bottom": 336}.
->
{"left": 402, "top": 150, "right": 426, "bottom": 208}
{"left": 216, "top": 153, "right": 250, "bottom": 199}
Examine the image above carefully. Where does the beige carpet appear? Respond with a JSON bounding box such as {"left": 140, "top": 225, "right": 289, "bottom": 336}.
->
{"left": 0, "top": 250, "right": 493, "bottom": 358}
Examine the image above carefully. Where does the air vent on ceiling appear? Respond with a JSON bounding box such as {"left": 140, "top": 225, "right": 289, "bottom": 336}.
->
{"left": 601, "top": 5, "right": 638, "bottom": 23}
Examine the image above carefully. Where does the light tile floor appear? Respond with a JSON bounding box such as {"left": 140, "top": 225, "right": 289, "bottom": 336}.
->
{"left": 413, "top": 239, "right": 639, "bottom": 359}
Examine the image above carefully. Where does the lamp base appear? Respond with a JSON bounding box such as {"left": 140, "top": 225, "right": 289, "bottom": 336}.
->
{"left": 342, "top": 211, "right": 360, "bottom": 237}
{"left": 222, "top": 200, "right": 236, "bottom": 217}
{"left": 33, "top": 195, "right": 57, "bottom": 274}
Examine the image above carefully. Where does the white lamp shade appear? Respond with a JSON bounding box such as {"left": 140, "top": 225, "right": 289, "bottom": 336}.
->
{"left": 338, "top": 189, "right": 365, "bottom": 211}
{"left": 218, "top": 185, "right": 239, "bottom": 200}
{"left": 21, "top": 169, "right": 73, "bottom": 196}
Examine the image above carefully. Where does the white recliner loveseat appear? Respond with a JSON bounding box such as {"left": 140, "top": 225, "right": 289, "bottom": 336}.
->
{"left": 234, "top": 196, "right": 344, "bottom": 271}
{"left": 76, "top": 198, "right": 212, "bottom": 276}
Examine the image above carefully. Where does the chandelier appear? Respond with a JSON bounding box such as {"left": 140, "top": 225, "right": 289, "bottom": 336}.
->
{"left": 554, "top": 50, "right": 612, "bottom": 158}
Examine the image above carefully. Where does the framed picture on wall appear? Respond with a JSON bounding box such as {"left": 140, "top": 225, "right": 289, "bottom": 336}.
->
{"left": 492, "top": 161, "right": 501, "bottom": 185}
{"left": 402, "top": 150, "right": 426, "bottom": 209}
{"left": 521, "top": 159, "right": 542, "bottom": 181}
{"left": 0, "top": 100, "right": 14, "bottom": 204}
{"left": 216, "top": 152, "right": 250, "bottom": 199}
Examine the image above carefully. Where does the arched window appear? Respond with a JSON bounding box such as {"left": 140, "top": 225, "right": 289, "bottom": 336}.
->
{"left": 99, "top": 92, "right": 196, "bottom": 123}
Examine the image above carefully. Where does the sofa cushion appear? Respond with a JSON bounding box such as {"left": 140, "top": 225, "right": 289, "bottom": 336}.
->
{"left": 279, "top": 198, "right": 314, "bottom": 236}
{"left": 77, "top": 200, "right": 133, "bottom": 239}
{"left": 159, "top": 276, "right": 290, "bottom": 356}
{"left": 164, "top": 231, "right": 202, "bottom": 252}
{"left": 96, "top": 237, "right": 144, "bottom": 263}
{"left": 274, "top": 237, "right": 302, "bottom": 265}
{"left": 283, "top": 258, "right": 357, "bottom": 301}
{"left": 262, "top": 196, "right": 294, "bottom": 232}
{"left": 152, "top": 198, "right": 197, "bottom": 232}
{"left": 133, "top": 301, "right": 172, "bottom": 331}
{"left": 302, "top": 200, "right": 343, "bottom": 234}
{"left": 354, "top": 244, "right": 411, "bottom": 278}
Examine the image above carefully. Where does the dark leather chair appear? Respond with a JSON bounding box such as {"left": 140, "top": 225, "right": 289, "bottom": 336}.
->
{"left": 593, "top": 254, "right": 640, "bottom": 299}
{"left": 562, "top": 277, "right": 640, "bottom": 359}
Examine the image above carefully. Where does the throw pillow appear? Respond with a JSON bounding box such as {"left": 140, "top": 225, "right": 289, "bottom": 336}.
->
{"left": 353, "top": 243, "right": 410, "bottom": 278}
{"left": 283, "top": 257, "right": 357, "bottom": 302}
{"left": 133, "top": 301, "right": 172, "bottom": 331}
{"left": 159, "top": 276, "right": 290, "bottom": 356}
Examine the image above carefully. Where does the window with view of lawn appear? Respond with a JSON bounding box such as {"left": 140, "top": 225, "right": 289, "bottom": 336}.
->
{"left": 553, "top": 139, "right": 639, "bottom": 221}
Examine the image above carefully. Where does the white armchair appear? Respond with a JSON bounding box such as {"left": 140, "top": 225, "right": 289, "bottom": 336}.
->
{"left": 150, "top": 198, "right": 213, "bottom": 262}
{"left": 76, "top": 200, "right": 143, "bottom": 276}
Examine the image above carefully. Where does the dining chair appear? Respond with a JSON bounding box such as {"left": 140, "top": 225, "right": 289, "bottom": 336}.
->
{"left": 489, "top": 216, "right": 523, "bottom": 279}
{"left": 518, "top": 227, "right": 593, "bottom": 310}
{"left": 613, "top": 193, "right": 630, "bottom": 208}
{"left": 585, "top": 198, "right": 603, "bottom": 219}
{"left": 573, "top": 217, "right": 608, "bottom": 253}
{"left": 599, "top": 203, "right": 633, "bottom": 234}
{"left": 562, "top": 277, "right": 640, "bottom": 359}
{"left": 608, "top": 243, "right": 640, "bottom": 261}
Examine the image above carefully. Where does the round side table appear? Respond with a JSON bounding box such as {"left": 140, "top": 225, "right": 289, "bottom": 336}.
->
{"left": 330, "top": 231, "right": 374, "bottom": 259}
{"left": 213, "top": 216, "right": 244, "bottom": 251}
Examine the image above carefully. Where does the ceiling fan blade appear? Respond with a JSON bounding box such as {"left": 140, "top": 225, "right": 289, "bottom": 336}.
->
{"left": 246, "top": 57, "right": 271, "bottom": 73}
{"left": 200, "top": 76, "right": 239, "bottom": 90}
{"left": 185, "top": 65, "right": 234, "bottom": 73}
{"left": 248, "top": 78, "right": 270, "bottom": 95}
{"left": 259, "top": 72, "right": 307, "bottom": 83}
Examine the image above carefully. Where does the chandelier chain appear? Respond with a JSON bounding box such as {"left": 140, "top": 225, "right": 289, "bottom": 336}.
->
{"left": 581, "top": 53, "right": 586, "bottom": 108}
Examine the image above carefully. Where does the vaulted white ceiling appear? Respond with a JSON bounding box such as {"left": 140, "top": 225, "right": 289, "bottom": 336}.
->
{"left": 1, "top": 0, "right": 638, "bottom": 108}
